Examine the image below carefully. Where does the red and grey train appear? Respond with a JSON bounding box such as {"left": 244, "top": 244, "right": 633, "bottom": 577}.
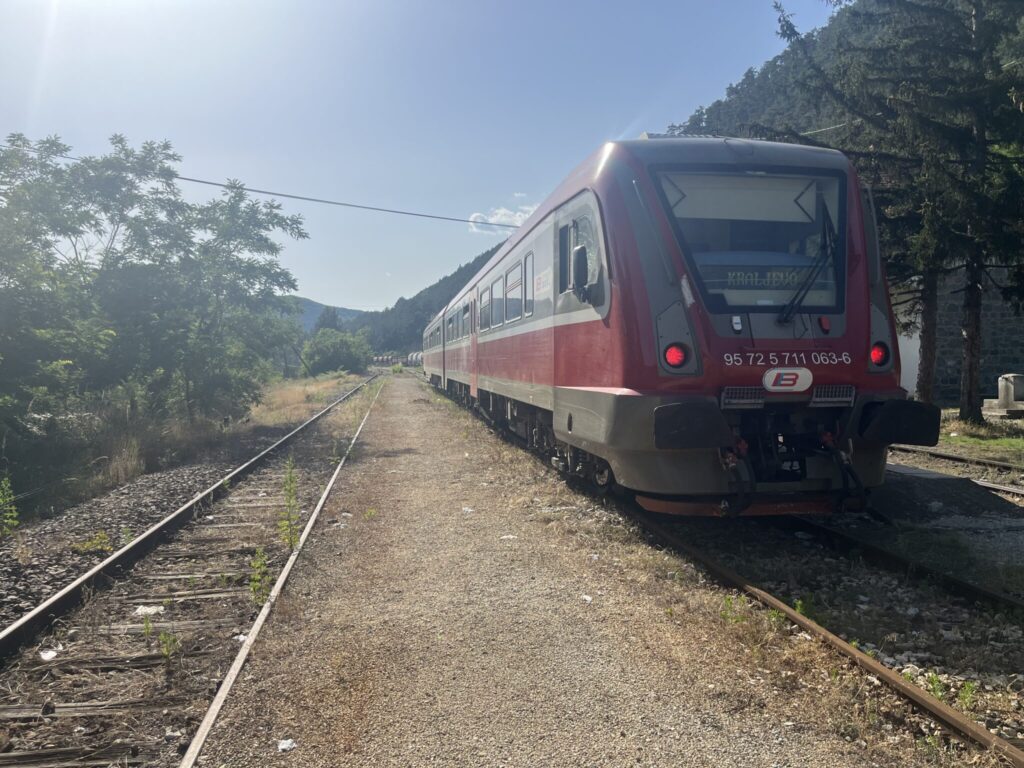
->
{"left": 423, "top": 137, "right": 939, "bottom": 515}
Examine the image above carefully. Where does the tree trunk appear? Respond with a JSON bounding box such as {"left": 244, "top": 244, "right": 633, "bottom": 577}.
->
{"left": 916, "top": 267, "right": 938, "bottom": 404}
{"left": 183, "top": 373, "right": 195, "bottom": 424}
{"left": 959, "top": 9, "right": 987, "bottom": 424}
{"left": 958, "top": 254, "right": 984, "bottom": 423}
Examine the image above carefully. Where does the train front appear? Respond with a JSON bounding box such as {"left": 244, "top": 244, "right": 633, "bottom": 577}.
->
{"left": 607, "top": 139, "right": 939, "bottom": 515}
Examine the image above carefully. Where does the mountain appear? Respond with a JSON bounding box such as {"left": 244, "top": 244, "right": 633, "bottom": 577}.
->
{"left": 291, "top": 296, "right": 364, "bottom": 334}
{"left": 344, "top": 243, "right": 503, "bottom": 353}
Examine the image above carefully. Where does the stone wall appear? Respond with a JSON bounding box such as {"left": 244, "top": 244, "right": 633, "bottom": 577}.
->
{"left": 931, "top": 272, "right": 1024, "bottom": 405}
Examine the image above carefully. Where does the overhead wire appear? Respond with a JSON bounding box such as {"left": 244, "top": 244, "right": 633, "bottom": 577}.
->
{"left": 0, "top": 143, "right": 520, "bottom": 230}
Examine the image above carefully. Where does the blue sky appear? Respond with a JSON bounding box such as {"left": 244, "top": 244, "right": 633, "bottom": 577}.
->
{"left": 1, "top": 0, "right": 835, "bottom": 310}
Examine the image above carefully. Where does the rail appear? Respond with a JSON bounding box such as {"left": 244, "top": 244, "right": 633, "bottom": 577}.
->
{"left": 0, "top": 374, "right": 378, "bottom": 664}
{"left": 632, "top": 510, "right": 1024, "bottom": 767}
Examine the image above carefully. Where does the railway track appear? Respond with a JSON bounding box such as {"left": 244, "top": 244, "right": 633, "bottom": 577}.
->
{"left": 0, "top": 375, "right": 381, "bottom": 767}
{"left": 630, "top": 508, "right": 1024, "bottom": 766}
{"left": 890, "top": 444, "right": 1024, "bottom": 496}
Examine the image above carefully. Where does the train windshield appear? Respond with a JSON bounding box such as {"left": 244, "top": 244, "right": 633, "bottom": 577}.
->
{"left": 655, "top": 171, "right": 844, "bottom": 313}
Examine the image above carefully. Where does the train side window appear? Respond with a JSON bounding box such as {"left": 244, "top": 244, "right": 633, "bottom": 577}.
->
{"left": 558, "top": 224, "right": 571, "bottom": 293}
{"left": 491, "top": 276, "right": 504, "bottom": 326}
{"left": 462, "top": 303, "right": 470, "bottom": 337}
{"left": 505, "top": 262, "right": 522, "bottom": 322}
{"left": 480, "top": 286, "right": 490, "bottom": 331}
{"left": 524, "top": 252, "right": 534, "bottom": 316}
{"left": 573, "top": 215, "right": 600, "bottom": 286}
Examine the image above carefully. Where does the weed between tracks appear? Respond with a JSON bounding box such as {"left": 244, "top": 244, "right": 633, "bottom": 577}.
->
{"left": 279, "top": 457, "right": 301, "bottom": 551}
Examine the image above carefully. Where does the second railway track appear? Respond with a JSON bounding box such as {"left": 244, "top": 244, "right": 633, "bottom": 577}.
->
{"left": 0, "top": 375, "right": 381, "bottom": 767}
{"left": 629, "top": 508, "right": 1024, "bottom": 765}
{"left": 890, "top": 444, "right": 1024, "bottom": 496}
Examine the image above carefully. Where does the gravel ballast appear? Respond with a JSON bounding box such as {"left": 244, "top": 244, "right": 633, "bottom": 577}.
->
{"left": 0, "top": 463, "right": 230, "bottom": 628}
{"left": 197, "top": 376, "right": 980, "bottom": 767}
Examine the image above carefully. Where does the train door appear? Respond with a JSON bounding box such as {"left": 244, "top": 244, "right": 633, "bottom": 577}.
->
{"left": 469, "top": 297, "right": 478, "bottom": 398}
{"left": 551, "top": 194, "right": 612, "bottom": 442}
{"left": 441, "top": 310, "right": 447, "bottom": 389}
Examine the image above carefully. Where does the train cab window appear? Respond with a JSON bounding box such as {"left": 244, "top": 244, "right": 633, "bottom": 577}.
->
{"left": 558, "top": 225, "right": 571, "bottom": 293}
{"left": 491, "top": 276, "right": 504, "bottom": 326}
{"left": 505, "top": 263, "right": 522, "bottom": 322}
{"left": 654, "top": 171, "right": 844, "bottom": 313}
{"left": 524, "top": 253, "right": 534, "bottom": 316}
{"left": 479, "top": 286, "right": 490, "bottom": 331}
{"left": 462, "top": 303, "right": 470, "bottom": 337}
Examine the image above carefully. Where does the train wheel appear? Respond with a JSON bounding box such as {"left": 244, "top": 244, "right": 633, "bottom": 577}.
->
{"left": 591, "top": 465, "right": 613, "bottom": 496}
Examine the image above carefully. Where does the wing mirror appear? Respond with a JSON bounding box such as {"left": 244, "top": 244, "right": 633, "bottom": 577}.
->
{"left": 572, "top": 244, "right": 590, "bottom": 302}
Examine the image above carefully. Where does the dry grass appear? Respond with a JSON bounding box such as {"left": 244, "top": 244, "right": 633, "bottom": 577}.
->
{"left": 105, "top": 437, "right": 144, "bottom": 486}
{"left": 245, "top": 373, "right": 366, "bottom": 429}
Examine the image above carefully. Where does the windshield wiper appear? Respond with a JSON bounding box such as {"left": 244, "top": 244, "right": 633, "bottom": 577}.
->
{"left": 777, "top": 206, "right": 836, "bottom": 325}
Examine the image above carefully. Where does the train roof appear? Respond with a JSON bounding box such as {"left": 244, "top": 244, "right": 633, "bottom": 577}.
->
{"left": 617, "top": 135, "right": 848, "bottom": 170}
{"left": 427, "top": 137, "right": 850, "bottom": 327}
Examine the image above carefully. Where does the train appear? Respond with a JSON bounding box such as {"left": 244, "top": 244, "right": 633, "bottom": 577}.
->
{"left": 422, "top": 137, "right": 940, "bottom": 515}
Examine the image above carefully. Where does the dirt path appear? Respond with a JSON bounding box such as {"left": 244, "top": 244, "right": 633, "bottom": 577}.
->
{"left": 199, "top": 376, "right": 947, "bottom": 767}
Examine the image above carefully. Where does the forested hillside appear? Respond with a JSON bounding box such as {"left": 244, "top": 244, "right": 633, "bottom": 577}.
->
{"left": 667, "top": 0, "right": 1024, "bottom": 421}
{"left": 291, "top": 296, "right": 362, "bottom": 334}
{"left": 344, "top": 243, "right": 503, "bottom": 353}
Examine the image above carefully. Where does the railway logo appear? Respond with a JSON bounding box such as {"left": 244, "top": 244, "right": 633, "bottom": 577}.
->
{"left": 762, "top": 367, "right": 813, "bottom": 392}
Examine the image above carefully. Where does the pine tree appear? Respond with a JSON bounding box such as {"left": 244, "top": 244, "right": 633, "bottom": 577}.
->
{"left": 313, "top": 305, "right": 342, "bottom": 334}
{"left": 774, "top": 0, "right": 1024, "bottom": 422}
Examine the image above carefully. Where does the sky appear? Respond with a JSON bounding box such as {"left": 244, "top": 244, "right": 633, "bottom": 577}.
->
{"left": 0, "top": 0, "right": 836, "bottom": 311}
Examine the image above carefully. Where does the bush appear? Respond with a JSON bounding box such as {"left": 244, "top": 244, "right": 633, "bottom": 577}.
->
{"left": 302, "top": 329, "right": 371, "bottom": 375}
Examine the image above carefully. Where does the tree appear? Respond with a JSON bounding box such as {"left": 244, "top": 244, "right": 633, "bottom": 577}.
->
{"left": 313, "top": 305, "right": 342, "bottom": 333}
{"left": 670, "top": 2, "right": 1024, "bottom": 418}
{"left": 0, "top": 134, "right": 307, "bottom": 491}
{"left": 302, "top": 329, "right": 371, "bottom": 375}
{"left": 772, "top": 0, "right": 1024, "bottom": 422}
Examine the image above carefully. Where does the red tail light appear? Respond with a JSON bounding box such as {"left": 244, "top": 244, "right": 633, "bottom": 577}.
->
{"left": 664, "top": 343, "right": 688, "bottom": 368}
{"left": 870, "top": 342, "right": 890, "bottom": 366}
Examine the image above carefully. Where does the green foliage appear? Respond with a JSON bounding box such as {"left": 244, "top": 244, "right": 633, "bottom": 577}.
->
{"left": 70, "top": 531, "right": 113, "bottom": 554}
{"left": 302, "top": 328, "right": 371, "bottom": 375}
{"left": 670, "top": 1, "right": 1024, "bottom": 415}
{"left": 391, "top": 363, "right": 403, "bottom": 374}
{"left": 345, "top": 243, "right": 501, "bottom": 352}
{"left": 158, "top": 630, "right": 181, "bottom": 660}
{"left": 142, "top": 614, "right": 153, "bottom": 640}
{"left": 793, "top": 596, "right": 810, "bottom": 617}
{"left": 249, "top": 546, "right": 271, "bottom": 604}
{"left": 720, "top": 594, "right": 748, "bottom": 623}
{"left": 957, "top": 680, "right": 977, "bottom": 711}
{"left": 313, "top": 305, "right": 343, "bottom": 333}
{"left": 766, "top": 608, "right": 787, "bottom": 630}
{"left": 926, "top": 671, "right": 947, "bottom": 699}
{"left": 278, "top": 457, "right": 300, "bottom": 551}
{"left": 0, "top": 477, "right": 18, "bottom": 539}
{"left": 0, "top": 135, "right": 306, "bottom": 500}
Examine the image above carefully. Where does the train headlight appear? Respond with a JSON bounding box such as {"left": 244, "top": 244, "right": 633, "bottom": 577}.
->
{"left": 663, "top": 343, "right": 688, "bottom": 368}
{"left": 870, "top": 342, "right": 890, "bottom": 367}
